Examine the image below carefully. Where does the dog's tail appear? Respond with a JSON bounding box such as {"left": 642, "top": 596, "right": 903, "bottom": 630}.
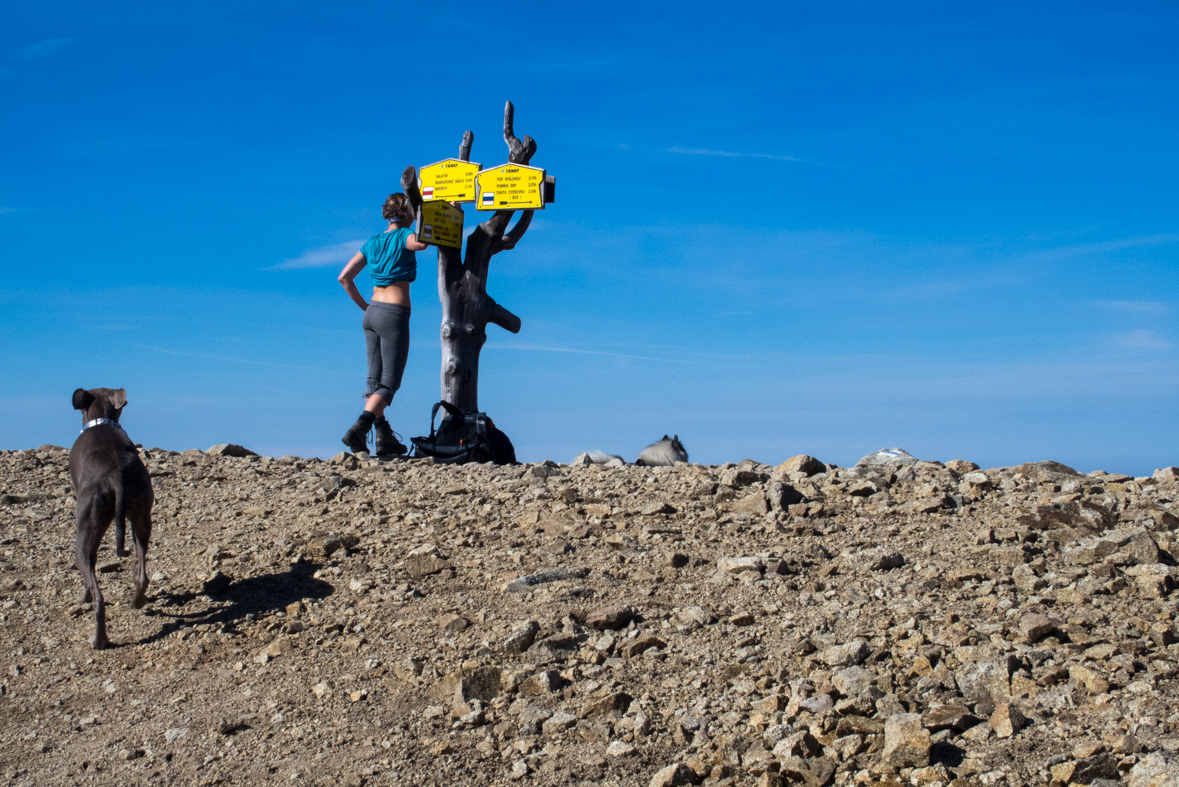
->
{"left": 112, "top": 472, "right": 127, "bottom": 557}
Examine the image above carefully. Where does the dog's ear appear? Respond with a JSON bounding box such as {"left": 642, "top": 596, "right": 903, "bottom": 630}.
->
{"left": 661, "top": 434, "right": 669, "bottom": 441}
{"left": 72, "top": 388, "right": 94, "bottom": 411}
{"left": 673, "top": 434, "right": 679, "bottom": 443}
{"left": 109, "top": 388, "right": 128, "bottom": 409}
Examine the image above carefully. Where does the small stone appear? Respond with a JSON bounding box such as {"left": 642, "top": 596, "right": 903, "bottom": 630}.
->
{"left": 510, "top": 759, "right": 529, "bottom": 780}
{"left": 622, "top": 634, "right": 666, "bottom": 657}
{"left": 954, "top": 658, "right": 1010, "bottom": 704}
{"left": 777, "top": 454, "right": 826, "bottom": 477}
{"left": 436, "top": 613, "right": 469, "bottom": 632}
{"left": 459, "top": 707, "right": 485, "bottom": 726}
{"left": 541, "top": 711, "right": 577, "bottom": 736}
{"left": 772, "top": 730, "right": 821, "bottom": 759}
{"left": 587, "top": 603, "right": 635, "bottom": 631}
{"left": 817, "top": 639, "right": 870, "bottom": 667}
{"left": 393, "top": 658, "right": 422, "bottom": 682}
{"left": 1070, "top": 664, "right": 1111, "bottom": 695}
{"left": 989, "top": 704, "right": 1025, "bottom": 738}
{"left": 752, "top": 694, "right": 786, "bottom": 714}
{"left": 1019, "top": 613, "right": 1055, "bottom": 642}
{"left": 206, "top": 443, "right": 257, "bottom": 457}
{"left": 731, "top": 494, "right": 769, "bottom": 515}
{"left": 848, "top": 546, "right": 904, "bottom": 571}
{"left": 649, "top": 762, "right": 696, "bottom": 787}
{"left": 718, "top": 556, "right": 765, "bottom": 575}
{"left": 263, "top": 638, "right": 293, "bottom": 659}
{"left": 606, "top": 740, "right": 636, "bottom": 758}
{"left": 1012, "top": 564, "right": 1046, "bottom": 593}
{"left": 719, "top": 467, "right": 765, "bottom": 487}
{"left": 404, "top": 546, "right": 449, "bottom": 578}
{"left": 832, "top": 665, "right": 874, "bottom": 697}
{"left": 582, "top": 691, "right": 632, "bottom": 718}
{"left": 883, "top": 713, "right": 931, "bottom": 768}
{"left": 504, "top": 566, "right": 590, "bottom": 593}
{"left": 164, "top": 727, "right": 188, "bottom": 743}
{"left": 1125, "top": 563, "right": 1175, "bottom": 598}
{"left": 1128, "top": 752, "right": 1179, "bottom": 787}
{"left": 1154, "top": 467, "right": 1179, "bottom": 483}
{"left": 923, "top": 704, "right": 977, "bottom": 732}
{"left": 313, "top": 682, "right": 331, "bottom": 697}
{"left": 519, "top": 669, "right": 563, "bottom": 695}
{"left": 504, "top": 620, "right": 540, "bottom": 654}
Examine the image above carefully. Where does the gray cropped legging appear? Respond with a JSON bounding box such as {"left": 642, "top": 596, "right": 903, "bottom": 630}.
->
{"left": 362, "top": 302, "right": 410, "bottom": 406}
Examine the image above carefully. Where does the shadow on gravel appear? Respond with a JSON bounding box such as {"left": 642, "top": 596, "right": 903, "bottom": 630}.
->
{"left": 136, "top": 561, "right": 334, "bottom": 645}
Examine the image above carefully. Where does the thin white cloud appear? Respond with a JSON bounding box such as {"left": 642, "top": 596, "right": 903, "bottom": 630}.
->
{"left": 266, "top": 240, "right": 364, "bottom": 271}
{"left": 1097, "top": 300, "right": 1169, "bottom": 314}
{"left": 1117, "top": 330, "right": 1173, "bottom": 352}
{"left": 1027, "top": 233, "right": 1179, "bottom": 263}
{"left": 484, "top": 342, "right": 673, "bottom": 362}
{"left": 0, "top": 208, "right": 15, "bottom": 215}
{"left": 11, "top": 38, "right": 74, "bottom": 62}
{"left": 668, "top": 147, "right": 802, "bottom": 162}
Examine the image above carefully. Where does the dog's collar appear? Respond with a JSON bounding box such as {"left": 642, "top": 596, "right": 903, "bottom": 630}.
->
{"left": 82, "top": 418, "right": 125, "bottom": 434}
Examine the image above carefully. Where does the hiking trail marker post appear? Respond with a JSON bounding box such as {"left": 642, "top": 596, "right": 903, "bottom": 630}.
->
{"left": 403, "top": 101, "right": 554, "bottom": 414}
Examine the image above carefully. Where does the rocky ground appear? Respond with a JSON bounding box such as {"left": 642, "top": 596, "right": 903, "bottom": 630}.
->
{"left": 3, "top": 443, "right": 1179, "bottom": 787}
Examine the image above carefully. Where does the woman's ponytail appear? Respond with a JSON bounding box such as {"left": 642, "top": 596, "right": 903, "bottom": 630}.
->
{"left": 382, "top": 193, "right": 413, "bottom": 224}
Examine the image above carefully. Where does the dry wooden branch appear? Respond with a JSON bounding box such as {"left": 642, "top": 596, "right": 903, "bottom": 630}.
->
{"left": 409, "top": 101, "right": 539, "bottom": 412}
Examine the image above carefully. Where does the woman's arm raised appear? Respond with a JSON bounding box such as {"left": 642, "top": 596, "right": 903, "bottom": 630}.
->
{"left": 338, "top": 252, "right": 369, "bottom": 311}
{"left": 404, "top": 233, "right": 429, "bottom": 252}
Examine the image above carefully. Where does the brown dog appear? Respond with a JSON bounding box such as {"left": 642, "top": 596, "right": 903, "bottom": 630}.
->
{"left": 69, "top": 387, "right": 153, "bottom": 649}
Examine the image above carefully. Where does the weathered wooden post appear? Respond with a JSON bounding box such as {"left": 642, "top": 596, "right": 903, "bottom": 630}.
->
{"left": 400, "top": 101, "right": 541, "bottom": 413}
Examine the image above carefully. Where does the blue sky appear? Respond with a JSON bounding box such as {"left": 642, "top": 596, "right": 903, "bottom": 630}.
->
{"left": 2, "top": 1, "right": 1177, "bottom": 474}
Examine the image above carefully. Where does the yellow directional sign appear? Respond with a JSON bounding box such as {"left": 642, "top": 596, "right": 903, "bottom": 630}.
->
{"left": 416, "top": 200, "right": 465, "bottom": 249}
{"left": 418, "top": 158, "right": 481, "bottom": 203}
{"left": 475, "top": 163, "right": 546, "bottom": 211}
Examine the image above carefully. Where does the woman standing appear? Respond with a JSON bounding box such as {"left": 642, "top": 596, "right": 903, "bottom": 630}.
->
{"left": 337, "top": 193, "right": 428, "bottom": 455}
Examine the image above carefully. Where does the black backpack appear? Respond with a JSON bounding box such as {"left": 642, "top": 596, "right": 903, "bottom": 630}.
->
{"left": 410, "top": 401, "right": 517, "bottom": 465}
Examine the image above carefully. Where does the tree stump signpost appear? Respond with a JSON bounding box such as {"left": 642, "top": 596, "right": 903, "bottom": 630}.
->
{"left": 401, "top": 101, "right": 552, "bottom": 416}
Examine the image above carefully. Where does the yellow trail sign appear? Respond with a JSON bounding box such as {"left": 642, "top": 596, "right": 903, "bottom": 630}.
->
{"left": 419, "top": 158, "right": 481, "bottom": 203}
{"left": 475, "top": 163, "right": 546, "bottom": 211}
{"left": 416, "top": 200, "right": 465, "bottom": 249}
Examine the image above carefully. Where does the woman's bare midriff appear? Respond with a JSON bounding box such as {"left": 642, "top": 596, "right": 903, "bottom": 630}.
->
{"left": 371, "top": 282, "right": 411, "bottom": 306}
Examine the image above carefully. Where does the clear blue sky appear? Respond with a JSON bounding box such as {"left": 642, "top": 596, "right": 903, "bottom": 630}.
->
{"left": 2, "top": 1, "right": 1177, "bottom": 474}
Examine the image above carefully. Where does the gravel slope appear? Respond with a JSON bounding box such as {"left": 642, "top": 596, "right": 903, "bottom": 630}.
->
{"left": 3, "top": 445, "right": 1179, "bottom": 787}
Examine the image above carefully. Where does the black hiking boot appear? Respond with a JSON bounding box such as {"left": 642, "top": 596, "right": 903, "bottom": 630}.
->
{"left": 373, "top": 416, "right": 407, "bottom": 456}
{"left": 341, "top": 412, "right": 375, "bottom": 455}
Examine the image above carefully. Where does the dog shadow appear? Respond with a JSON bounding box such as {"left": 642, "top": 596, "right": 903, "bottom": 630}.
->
{"left": 136, "top": 561, "right": 334, "bottom": 645}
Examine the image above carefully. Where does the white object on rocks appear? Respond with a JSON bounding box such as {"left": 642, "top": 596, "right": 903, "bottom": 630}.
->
{"left": 856, "top": 448, "right": 919, "bottom": 468}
